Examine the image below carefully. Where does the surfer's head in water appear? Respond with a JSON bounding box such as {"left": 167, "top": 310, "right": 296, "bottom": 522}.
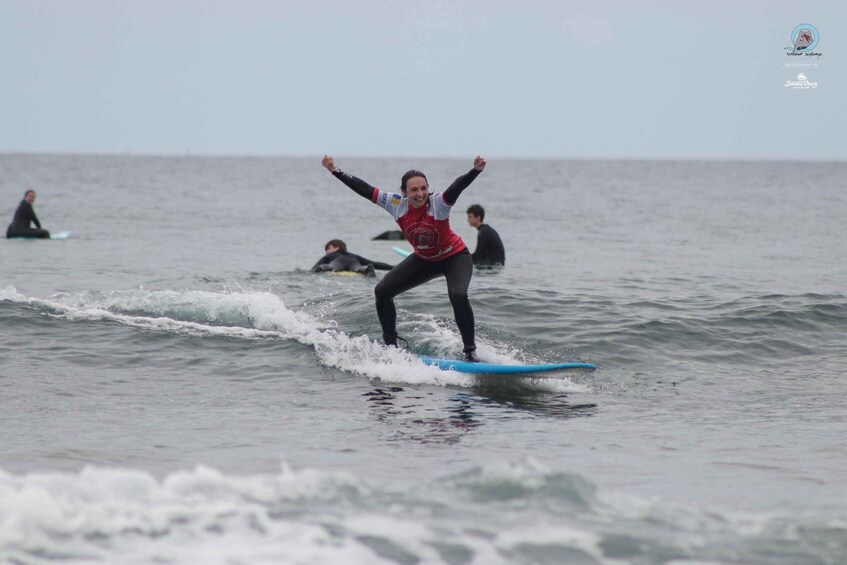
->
{"left": 324, "top": 239, "right": 347, "bottom": 253}
{"left": 400, "top": 170, "right": 429, "bottom": 209}
{"left": 466, "top": 204, "right": 485, "bottom": 228}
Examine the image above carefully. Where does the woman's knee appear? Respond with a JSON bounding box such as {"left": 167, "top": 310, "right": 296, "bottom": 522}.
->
{"left": 375, "top": 279, "right": 391, "bottom": 301}
{"left": 448, "top": 290, "right": 469, "bottom": 305}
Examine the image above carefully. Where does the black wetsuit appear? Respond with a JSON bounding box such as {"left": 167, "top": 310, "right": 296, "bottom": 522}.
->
{"left": 311, "top": 251, "right": 393, "bottom": 276}
{"left": 472, "top": 224, "right": 505, "bottom": 266}
{"left": 6, "top": 200, "right": 50, "bottom": 239}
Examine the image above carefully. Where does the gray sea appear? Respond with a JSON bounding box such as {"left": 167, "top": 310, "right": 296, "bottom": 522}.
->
{"left": 1, "top": 154, "right": 845, "bottom": 564}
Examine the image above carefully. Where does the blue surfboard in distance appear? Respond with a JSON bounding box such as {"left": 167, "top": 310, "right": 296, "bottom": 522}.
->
{"left": 392, "top": 246, "right": 411, "bottom": 258}
{"left": 418, "top": 356, "right": 596, "bottom": 375}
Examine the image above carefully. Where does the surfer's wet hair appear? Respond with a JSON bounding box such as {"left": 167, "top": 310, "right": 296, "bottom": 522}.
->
{"left": 325, "top": 239, "right": 347, "bottom": 253}
{"left": 400, "top": 170, "right": 428, "bottom": 194}
{"left": 466, "top": 204, "right": 485, "bottom": 221}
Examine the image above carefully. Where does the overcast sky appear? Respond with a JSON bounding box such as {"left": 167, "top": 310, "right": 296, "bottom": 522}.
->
{"left": 1, "top": 1, "right": 843, "bottom": 160}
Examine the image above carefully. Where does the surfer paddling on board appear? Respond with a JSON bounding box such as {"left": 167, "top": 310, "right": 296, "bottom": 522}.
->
{"left": 322, "top": 155, "right": 486, "bottom": 362}
{"left": 6, "top": 190, "right": 50, "bottom": 239}
{"left": 311, "top": 239, "right": 394, "bottom": 277}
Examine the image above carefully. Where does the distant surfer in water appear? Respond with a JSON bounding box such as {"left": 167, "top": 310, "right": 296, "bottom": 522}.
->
{"left": 6, "top": 190, "right": 50, "bottom": 239}
{"left": 322, "top": 154, "right": 486, "bottom": 362}
{"left": 311, "top": 239, "right": 394, "bottom": 277}
{"left": 466, "top": 204, "right": 505, "bottom": 266}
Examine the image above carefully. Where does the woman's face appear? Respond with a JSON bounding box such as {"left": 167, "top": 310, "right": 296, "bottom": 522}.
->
{"left": 25, "top": 191, "right": 36, "bottom": 204}
{"left": 404, "top": 176, "right": 429, "bottom": 209}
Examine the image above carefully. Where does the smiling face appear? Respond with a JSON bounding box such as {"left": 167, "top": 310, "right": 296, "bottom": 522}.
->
{"left": 404, "top": 176, "right": 429, "bottom": 209}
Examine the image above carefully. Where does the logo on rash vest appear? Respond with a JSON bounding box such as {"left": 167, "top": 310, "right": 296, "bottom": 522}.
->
{"left": 407, "top": 224, "right": 440, "bottom": 250}
{"left": 377, "top": 192, "right": 403, "bottom": 207}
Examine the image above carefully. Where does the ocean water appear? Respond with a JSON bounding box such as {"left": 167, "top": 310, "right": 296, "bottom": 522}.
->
{"left": 1, "top": 154, "right": 846, "bottom": 564}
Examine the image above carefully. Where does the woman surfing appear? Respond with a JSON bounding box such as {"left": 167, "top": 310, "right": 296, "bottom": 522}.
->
{"left": 322, "top": 155, "right": 486, "bottom": 361}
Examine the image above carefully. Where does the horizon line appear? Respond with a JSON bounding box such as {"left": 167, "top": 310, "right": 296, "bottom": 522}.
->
{"left": 1, "top": 150, "right": 844, "bottom": 164}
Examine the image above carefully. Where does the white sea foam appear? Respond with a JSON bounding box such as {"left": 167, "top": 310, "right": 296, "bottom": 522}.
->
{"left": 3, "top": 462, "right": 832, "bottom": 565}
{"left": 0, "top": 284, "right": 590, "bottom": 390}
{"left": 0, "top": 463, "right": 591, "bottom": 564}
{"left": 0, "top": 284, "right": 27, "bottom": 302}
{"left": 0, "top": 465, "right": 391, "bottom": 564}
{"left": 0, "top": 286, "right": 503, "bottom": 388}
{"left": 0, "top": 463, "right": 614, "bottom": 565}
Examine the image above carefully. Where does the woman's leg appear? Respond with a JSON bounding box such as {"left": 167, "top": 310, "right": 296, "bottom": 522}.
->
{"left": 441, "top": 251, "right": 475, "bottom": 352}
{"left": 374, "top": 254, "right": 439, "bottom": 344}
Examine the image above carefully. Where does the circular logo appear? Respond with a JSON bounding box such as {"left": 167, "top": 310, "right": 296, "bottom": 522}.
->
{"left": 407, "top": 223, "right": 439, "bottom": 250}
{"left": 791, "top": 24, "right": 819, "bottom": 51}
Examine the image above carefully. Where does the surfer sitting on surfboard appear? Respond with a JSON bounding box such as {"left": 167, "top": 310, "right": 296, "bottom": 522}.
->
{"left": 311, "top": 239, "right": 394, "bottom": 277}
{"left": 6, "top": 190, "right": 50, "bottom": 239}
{"left": 322, "top": 154, "right": 486, "bottom": 362}
{"left": 466, "top": 204, "right": 505, "bottom": 267}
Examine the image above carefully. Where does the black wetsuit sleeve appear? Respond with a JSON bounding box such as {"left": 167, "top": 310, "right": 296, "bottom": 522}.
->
{"left": 29, "top": 205, "right": 41, "bottom": 229}
{"left": 443, "top": 168, "right": 482, "bottom": 205}
{"left": 311, "top": 255, "right": 331, "bottom": 271}
{"left": 351, "top": 253, "right": 394, "bottom": 271}
{"left": 332, "top": 170, "right": 377, "bottom": 201}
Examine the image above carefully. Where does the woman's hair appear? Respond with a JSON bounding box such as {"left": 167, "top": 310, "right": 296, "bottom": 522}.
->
{"left": 24, "top": 189, "right": 35, "bottom": 198}
{"left": 325, "top": 239, "right": 347, "bottom": 253}
{"left": 400, "top": 170, "right": 427, "bottom": 193}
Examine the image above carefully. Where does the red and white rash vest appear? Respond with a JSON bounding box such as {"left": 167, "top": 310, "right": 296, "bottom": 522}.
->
{"left": 373, "top": 190, "right": 466, "bottom": 261}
